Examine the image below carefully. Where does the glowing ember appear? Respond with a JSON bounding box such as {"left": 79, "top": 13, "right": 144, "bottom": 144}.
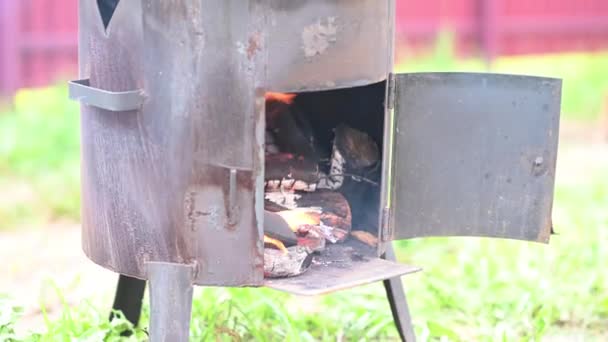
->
{"left": 275, "top": 208, "right": 322, "bottom": 232}
{"left": 265, "top": 92, "right": 296, "bottom": 105}
{"left": 264, "top": 235, "right": 288, "bottom": 254}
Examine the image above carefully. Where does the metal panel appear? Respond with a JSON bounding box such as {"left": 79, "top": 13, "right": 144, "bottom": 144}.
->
{"left": 265, "top": 240, "right": 420, "bottom": 296}
{"left": 389, "top": 72, "right": 561, "bottom": 242}
{"left": 147, "top": 262, "right": 194, "bottom": 342}
{"left": 78, "top": 0, "right": 265, "bottom": 286}
{"left": 266, "top": 0, "right": 394, "bottom": 92}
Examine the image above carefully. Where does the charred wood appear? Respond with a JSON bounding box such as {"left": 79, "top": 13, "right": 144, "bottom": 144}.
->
{"left": 264, "top": 246, "right": 313, "bottom": 279}
{"left": 264, "top": 153, "right": 319, "bottom": 192}
{"left": 264, "top": 211, "right": 298, "bottom": 246}
{"left": 351, "top": 230, "right": 379, "bottom": 248}
{"left": 296, "top": 224, "right": 326, "bottom": 253}
{"left": 265, "top": 93, "right": 319, "bottom": 161}
{"left": 264, "top": 199, "right": 289, "bottom": 212}
{"left": 333, "top": 124, "right": 379, "bottom": 169}
{"left": 295, "top": 191, "right": 352, "bottom": 233}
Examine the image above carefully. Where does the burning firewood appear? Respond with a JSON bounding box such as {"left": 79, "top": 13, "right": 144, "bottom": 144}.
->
{"left": 264, "top": 199, "right": 289, "bottom": 212}
{"left": 265, "top": 92, "right": 319, "bottom": 161}
{"left": 264, "top": 191, "right": 351, "bottom": 244}
{"left": 264, "top": 124, "right": 379, "bottom": 196}
{"left": 295, "top": 191, "right": 352, "bottom": 234}
{"left": 350, "top": 230, "right": 378, "bottom": 248}
{"left": 264, "top": 246, "right": 313, "bottom": 279}
{"left": 316, "top": 145, "right": 345, "bottom": 191}
{"left": 295, "top": 224, "right": 326, "bottom": 252}
{"left": 265, "top": 191, "right": 301, "bottom": 210}
{"left": 275, "top": 207, "right": 322, "bottom": 230}
{"left": 264, "top": 235, "right": 289, "bottom": 253}
{"left": 264, "top": 211, "right": 298, "bottom": 246}
{"left": 265, "top": 154, "right": 320, "bottom": 190}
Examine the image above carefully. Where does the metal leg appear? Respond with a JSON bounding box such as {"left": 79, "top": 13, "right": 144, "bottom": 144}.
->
{"left": 110, "top": 274, "right": 146, "bottom": 327}
{"left": 383, "top": 244, "right": 416, "bottom": 342}
{"left": 147, "top": 262, "right": 194, "bottom": 342}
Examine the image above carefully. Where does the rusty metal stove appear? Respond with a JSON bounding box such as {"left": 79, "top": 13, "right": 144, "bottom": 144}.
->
{"left": 69, "top": 1, "right": 562, "bottom": 341}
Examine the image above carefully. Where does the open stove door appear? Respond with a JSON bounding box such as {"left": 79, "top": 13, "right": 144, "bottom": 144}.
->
{"left": 385, "top": 72, "right": 561, "bottom": 243}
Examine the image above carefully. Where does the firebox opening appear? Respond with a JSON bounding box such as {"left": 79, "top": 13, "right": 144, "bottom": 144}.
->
{"left": 263, "top": 81, "right": 388, "bottom": 281}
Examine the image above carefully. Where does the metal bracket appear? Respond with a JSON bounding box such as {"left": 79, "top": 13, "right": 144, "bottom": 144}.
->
{"left": 68, "top": 78, "right": 145, "bottom": 111}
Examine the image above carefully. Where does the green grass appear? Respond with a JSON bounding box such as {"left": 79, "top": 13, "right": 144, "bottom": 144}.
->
{"left": 0, "top": 86, "right": 80, "bottom": 228}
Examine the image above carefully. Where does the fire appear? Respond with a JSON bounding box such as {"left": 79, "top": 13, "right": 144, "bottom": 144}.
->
{"left": 265, "top": 92, "right": 296, "bottom": 105}
{"left": 265, "top": 92, "right": 298, "bottom": 132}
{"left": 276, "top": 208, "right": 321, "bottom": 232}
{"left": 263, "top": 209, "right": 322, "bottom": 254}
{"left": 264, "top": 235, "right": 288, "bottom": 254}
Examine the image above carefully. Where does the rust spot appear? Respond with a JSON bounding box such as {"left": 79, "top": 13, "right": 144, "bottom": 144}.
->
{"left": 302, "top": 17, "right": 337, "bottom": 57}
{"left": 185, "top": 190, "right": 196, "bottom": 232}
{"left": 185, "top": 190, "right": 211, "bottom": 232}
{"left": 247, "top": 32, "right": 262, "bottom": 60}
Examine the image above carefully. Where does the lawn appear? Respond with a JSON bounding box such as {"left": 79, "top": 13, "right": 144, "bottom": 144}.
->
{"left": 1, "top": 51, "right": 607, "bottom": 340}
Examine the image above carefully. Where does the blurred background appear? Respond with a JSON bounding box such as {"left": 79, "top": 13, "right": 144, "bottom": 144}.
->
{"left": 1, "top": 0, "right": 607, "bottom": 340}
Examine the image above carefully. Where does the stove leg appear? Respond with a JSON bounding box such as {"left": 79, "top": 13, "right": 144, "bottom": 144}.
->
{"left": 383, "top": 244, "right": 416, "bottom": 342}
{"left": 110, "top": 274, "right": 146, "bottom": 327}
{"left": 147, "top": 262, "right": 194, "bottom": 342}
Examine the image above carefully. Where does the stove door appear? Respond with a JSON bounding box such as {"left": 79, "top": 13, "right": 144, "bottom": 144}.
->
{"left": 387, "top": 72, "right": 561, "bottom": 242}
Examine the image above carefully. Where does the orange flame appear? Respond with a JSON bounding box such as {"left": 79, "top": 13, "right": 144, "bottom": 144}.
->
{"left": 264, "top": 235, "right": 288, "bottom": 254}
{"left": 275, "top": 209, "right": 321, "bottom": 232}
{"left": 266, "top": 92, "right": 296, "bottom": 105}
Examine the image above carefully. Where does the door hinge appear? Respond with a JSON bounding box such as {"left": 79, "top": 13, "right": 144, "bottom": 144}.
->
{"left": 387, "top": 73, "right": 396, "bottom": 110}
{"left": 380, "top": 206, "right": 393, "bottom": 242}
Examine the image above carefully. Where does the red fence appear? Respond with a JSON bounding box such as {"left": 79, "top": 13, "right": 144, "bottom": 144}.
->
{"left": 1, "top": 0, "right": 608, "bottom": 97}
{"left": 0, "top": 0, "right": 78, "bottom": 97}
{"left": 396, "top": 0, "right": 608, "bottom": 59}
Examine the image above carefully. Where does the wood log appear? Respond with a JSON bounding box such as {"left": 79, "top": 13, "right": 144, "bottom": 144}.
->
{"left": 334, "top": 124, "right": 379, "bottom": 169}
{"left": 328, "top": 227, "right": 349, "bottom": 242}
{"left": 316, "top": 144, "right": 345, "bottom": 191}
{"left": 297, "top": 236, "right": 326, "bottom": 253}
{"left": 297, "top": 224, "right": 348, "bottom": 245}
{"left": 296, "top": 191, "right": 352, "bottom": 233}
{"left": 264, "top": 211, "right": 298, "bottom": 246}
{"left": 265, "top": 130, "right": 280, "bottom": 155}
{"left": 265, "top": 93, "right": 319, "bottom": 160}
{"left": 265, "top": 191, "right": 302, "bottom": 210}
{"left": 264, "top": 246, "right": 313, "bottom": 279}
{"left": 264, "top": 199, "right": 289, "bottom": 212}
{"left": 295, "top": 224, "right": 326, "bottom": 252}
{"left": 351, "top": 230, "right": 378, "bottom": 248}
{"left": 265, "top": 153, "right": 319, "bottom": 192}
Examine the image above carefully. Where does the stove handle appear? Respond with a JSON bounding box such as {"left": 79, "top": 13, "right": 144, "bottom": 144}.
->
{"left": 68, "top": 78, "right": 145, "bottom": 112}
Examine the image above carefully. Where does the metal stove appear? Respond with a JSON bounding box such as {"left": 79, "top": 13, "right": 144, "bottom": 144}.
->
{"left": 69, "top": 0, "right": 562, "bottom": 340}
